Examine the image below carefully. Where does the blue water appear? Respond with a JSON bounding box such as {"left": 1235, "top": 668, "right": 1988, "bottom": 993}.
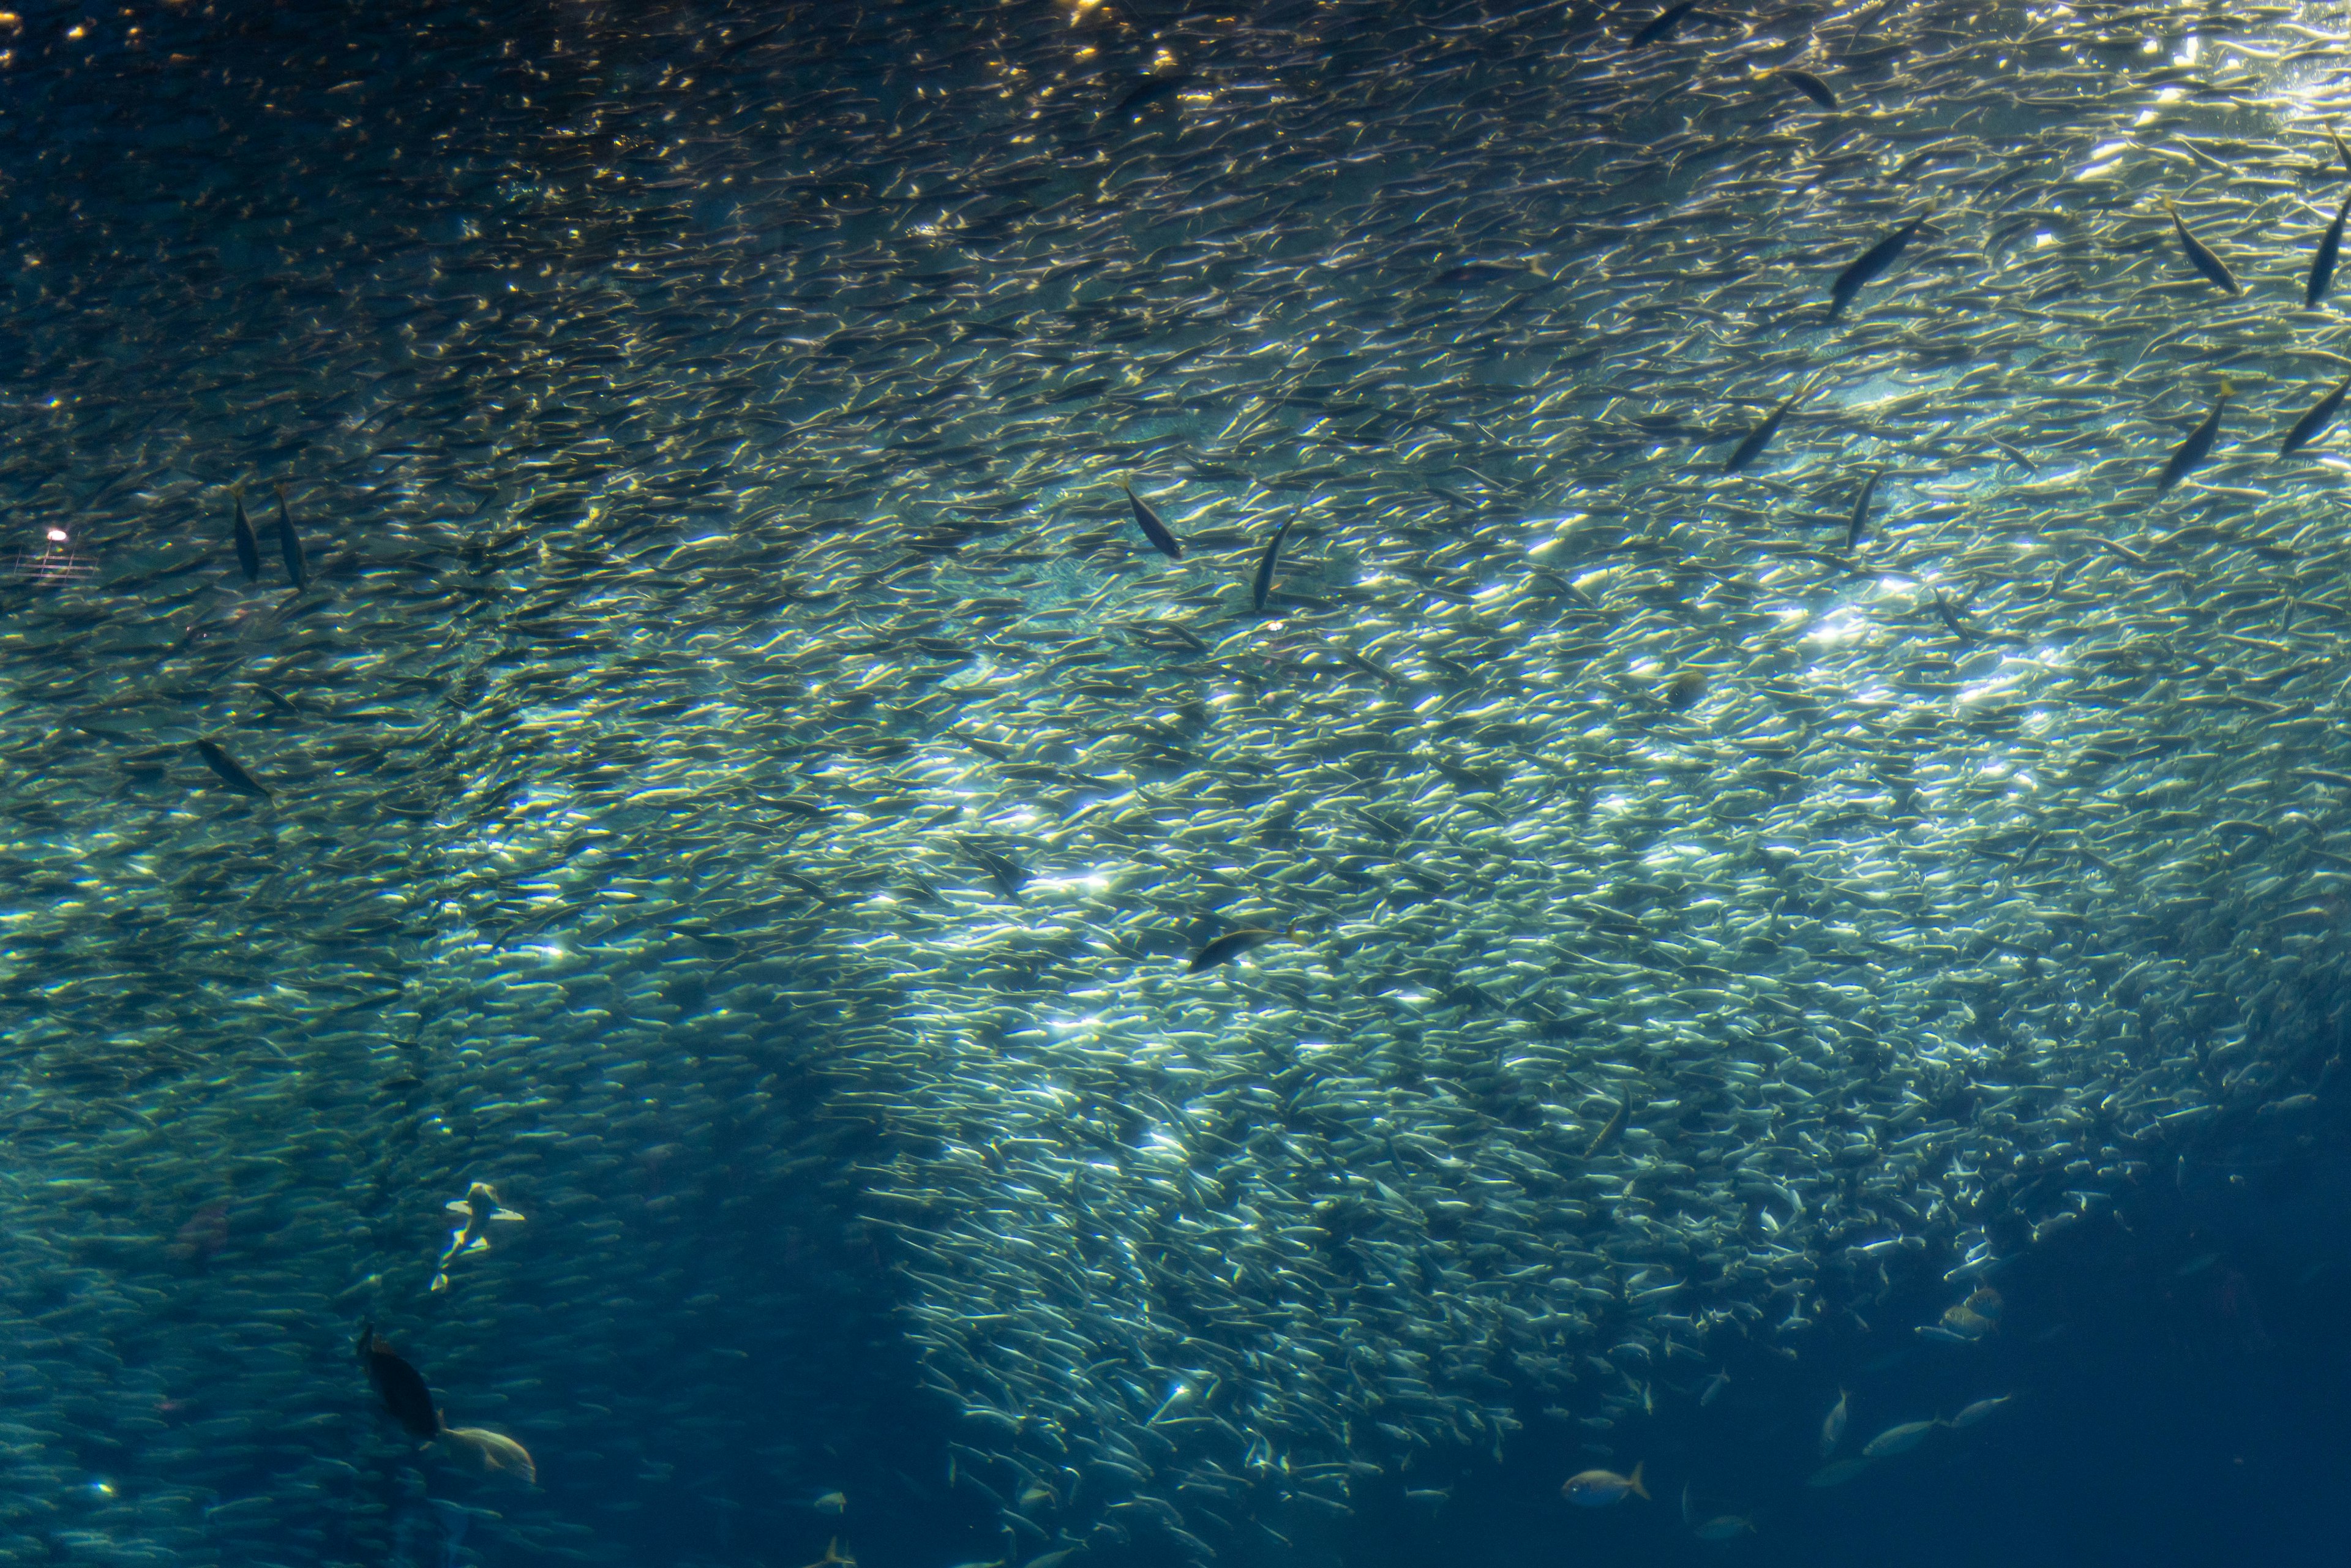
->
{"left": 4, "top": 1, "right": 2348, "bottom": 1566}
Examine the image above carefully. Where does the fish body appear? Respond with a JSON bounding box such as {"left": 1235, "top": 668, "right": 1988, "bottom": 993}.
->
{"left": 1583, "top": 1095, "right": 1629, "bottom": 1158}
{"left": 1861, "top": 1418, "right": 1941, "bottom": 1458}
{"left": 1120, "top": 479, "right": 1184, "bottom": 560}
{"left": 1631, "top": 2, "right": 1698, "bottom": 45}
{"left": 1724, "top": 372, "right": 1823, "bottom": 473}
{"left": 1112, "top": 74, "right": 1188, "bottom": 118}
{"left": 2281, "top": 373, "right": 2351, "bottom": 454}
{"left": 1828, "top": 213, "right": 1930, "bottom": 321}
{"left": 1781, "top": 68, "right": 1837, "bottom": 108}
{"left": 1190, "top": 928, "right": 1288, "bottom": 973}
{"left": 1820, "top": 1387, "right": 1848, "bottom": 1455}
{"left": 193, "top": 740, "right": 271, "bottom": 799}
{"left": 275, "top": 486, "right": 309, "bottom": 589}
{"left": 359, "top": 1324, "right": 440, "bottom": 1439}
{"left": 1846, "top": 468, "right": 1881, "bottom": 549}
{"left": 2311, "top": 190, "right": 2351, "bottom": 306}
{"left": 1949, "top": 1395, "right": 2014, "bottom": 1428}
{"left": 2158, "top": 385, "right": 2229, "bottom": 492}
{"left": 1562, "top": 1462, "right": 1646, "bottom": 1506}
{"left": 1250, "top": 511, "right": 1295, "bottom": 612}
{"left": 1698, "top": 1370, "right": 1730, "bottom": 1406}
{"left": 2162, "top": 198, "right": 2239, "bottom": 294}
{"left": 444, "top": 1425, "right": 537, "bottom": 1485}
{"left": 232, "top": 494, "right": 260, "bottom": 581}
{"left": 957, "top": 838, "right": 1029, "bottom": 899}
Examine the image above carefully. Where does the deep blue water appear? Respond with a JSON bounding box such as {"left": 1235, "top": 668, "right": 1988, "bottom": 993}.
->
{"left": 4, "top": 1, "right": 2350, "bottom": 1566}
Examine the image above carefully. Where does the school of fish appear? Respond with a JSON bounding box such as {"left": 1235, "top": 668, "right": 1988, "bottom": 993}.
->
{"left": 0, "top": 0, "right": 2345, "bottom": 1563}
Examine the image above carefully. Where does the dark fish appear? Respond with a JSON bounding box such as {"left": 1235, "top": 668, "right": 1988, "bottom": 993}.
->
{"left": 1781, "top": 69, "right": 1838, "bottom": 108}
{"left": 2310, "top": 190, "right": 2351, "bottom": 306}
{"left": 1583, "top": 1095, "right": 1629, "bottom": 1158}
{"left": 1120, "top": 479, "right": 1185, "bottom": 560}
{"left": 1251, "top": 511, "right": 1297, "bottom": 613}
{"left": 956, "top": 837, "right": 1028, "bottom": 899}
{"left": 1724, "top": 371, "right": 1824, "bottom": 473}
{"left": 193, "top": 739, "right": 272, "bottom": 799}
{"left": 1632, "top": 2, "right": 1699, "bottom": 45}
{"left": 1189, "top": 927, "right": 1289, "bottom": 973}
{"left": 1929, "top": 593, "right": 1973, "bottom": 641}
{"left": 1827, "top": 212, "right": 1932, "bottom": 322}
{"left": 2161, "top": 199, "right": 2239, "bottom": 296}
{"left": 358, "top": 1323, "right": 441, "bottom": 1439}
{"left": 275, "top": 485, "right": 309, "bottom": 590}
{"left": 1329, "top": 645, "right": 1401, "bottom": 683}
{"left": 2279, "top": 372, "right": 2351, "bottom": 456}
{"left": 1112, "top": 73, "right": 1188, "bottom": 117}
{"left": 231, "top": 493, "right": 260, "bottom": 582}
{"left": 2333, "top": 124, "right": 2351, "bottom": 174}
{"left": 2158, "top": 384, "right": 2230, "bottom": 492}
{"left": 1846, "top": 468, "right": 1882, "bottom": 549}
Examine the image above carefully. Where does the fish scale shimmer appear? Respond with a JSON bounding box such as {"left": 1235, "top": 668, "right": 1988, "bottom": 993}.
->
{"left": 0, "top": 1, "right": 2339, "bottom": 1565}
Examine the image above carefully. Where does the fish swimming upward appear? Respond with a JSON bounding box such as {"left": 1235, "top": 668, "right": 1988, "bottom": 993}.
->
{"left": 430, "top": 1181, "right": 525, "bottom": 1292}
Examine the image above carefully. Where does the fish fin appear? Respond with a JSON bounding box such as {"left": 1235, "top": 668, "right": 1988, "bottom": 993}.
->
{"left": 444, "top": 1200, "right": 471, "bottom": 1215}
{"left": 463, "top": 1236, "right": 491, "bottom": 1254}
{"left": 1628, "top": 1461, "right": 1648, "bottom": 1499}
{"left": 491, "top": 1207, "right": 525, "bottom": 1223}
{"left": 429, "top": 1272, "right": 450, "bottom": 1293}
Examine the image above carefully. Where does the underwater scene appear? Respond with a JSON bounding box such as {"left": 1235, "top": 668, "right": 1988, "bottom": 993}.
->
{"left": 5, "top": 0, "right": 2351, "bottom": 1563}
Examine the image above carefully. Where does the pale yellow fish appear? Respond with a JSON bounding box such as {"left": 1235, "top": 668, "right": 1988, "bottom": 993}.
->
{"left": 1819, "top": 1386, "right": 1848, "bottom": 1456}
{"left": 1861, "top": 1418, "right": 1941, "bottom": 1458}
{"left": 443, "top": 1425, "right": 536, "bottom": 1486}
{"left": 430, "top": 1181, "right": 525, "bottom": 1292}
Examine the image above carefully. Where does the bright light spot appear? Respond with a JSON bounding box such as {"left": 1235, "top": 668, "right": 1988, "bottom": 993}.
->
{"left": 1804, "top": 608, "right": 1867, "bottom": 647}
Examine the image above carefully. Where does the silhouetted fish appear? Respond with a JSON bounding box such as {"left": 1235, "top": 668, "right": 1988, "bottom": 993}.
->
{"left": 359, "top": 1323, "right": 440, "bottom": 1439}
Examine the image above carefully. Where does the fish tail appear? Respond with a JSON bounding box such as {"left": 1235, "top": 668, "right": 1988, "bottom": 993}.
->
{"left": 1629, "top": 1461, "right": 1649, "bottom": 1500}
